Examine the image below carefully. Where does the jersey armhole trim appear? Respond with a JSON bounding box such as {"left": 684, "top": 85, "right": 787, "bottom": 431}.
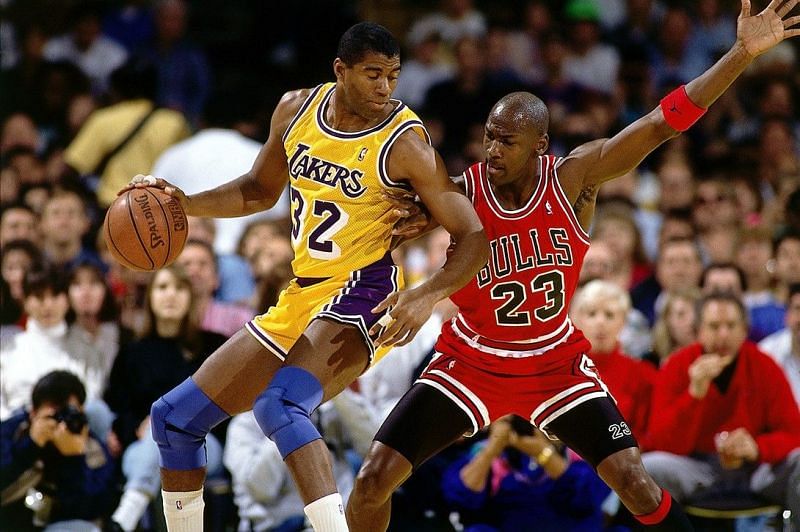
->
{"left": 281, "top": 84, "right": 324, "bottom": 144}
{"left": 550, "top": 157, "right": 591, "bottom": 244}
{"left": 377, "top": 119, "right": 427, "bottom": 190}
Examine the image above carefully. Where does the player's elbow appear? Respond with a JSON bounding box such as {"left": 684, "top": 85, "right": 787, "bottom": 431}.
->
{"left": 648, "top": 108, "right": 682, "bottom": 140}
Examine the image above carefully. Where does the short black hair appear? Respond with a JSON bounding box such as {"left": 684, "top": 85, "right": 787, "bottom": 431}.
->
{"left": 23, "top": 265, "right": 67, "bottom": 299}
{"left": 774, "top": 229, "right": 800, "bottom": 254}
{"left": 66, "top": 262, "right": 119, "bottom": 323}
{"left": 0, "top": 202, "right": 36, "bottom": 221}
{"left": 31, "top": 370, "right": 86, "bottom": 409}
{"left": 701, "top": 262, "right": 747, "bottom": 292}
{"left": 109, "top": 59, "right": 157, "bottom": 101}
{"left": 337, "top": 22, "right": 400, "bottom": 66}
{"left": 1, "top": 238, "right": 44, "bottom": 271}
{"left": 696, "top": 291, "right": 749, "bottom": 329}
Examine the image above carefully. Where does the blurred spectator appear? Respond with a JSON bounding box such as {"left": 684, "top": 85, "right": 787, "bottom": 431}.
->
{"left": 442, "top": 416, "right": 610, "bottom": 532}
{"left": 42, "top": 3, "right": 128, "bottom": 95}
{"left": 152, "top": 89, "right": 289, "bottom": 256}
{"left": 483, "top": 27, "right": 526, "bottom": 89}
{"left": 692, "top": 177, "right": 741, "bottom": 264}
{"left": 0, "top": 23, "right": 48, "bottom": 120}
{"left": 61, "top": 60, "right": 190, "bottom": 207}
{"left": 3, "top": 146, "right": 47, "bottom": 189}
{"left": 571, "top": 280, "right": 657, "bottom": 438}
{"left": 0, "top": 239, "right": 44, "bottom": 320}
{"left": 505, "top": 1, "right": 552, "bottom": 85}
{"left": 38, "top": 189, "right": 103, "bottom": 272}
{"left": 701, "top": 262, "right": 785, "bottom": 342}
{"left": 775, "top": 231, "right": 800, "bottom": 304}
{"left": 224, "top": 405, "right": 356, "bottom": 532}
{"left": 185, "top": 216, "right": 257, "bottom": 306}
{"left": 649, "top": 6, "right": 710, "bottom": 91}
{"left": 134, "top": 0, "right": 211, "bottom": 125}
{"left": 561, "top": 0, "right": 620, "bottom": 95}
{"left": 0, "top": 370, "right": 116, "bottom": 531}
{"left": 631, "top": 237, "right": 703, "bottom": 325}
{"left": 104, "top": 264, "right": 226, "bottom": 532}
{"left": 65, "top": 262, "right": 128, "bottom": 400}
{"left": 0, "top": 165, "right": 21, "bottom": 206}
{"left": 655, "top": 156, "right": 696, "bottom": 214}
{"left": 1, "top": 114, "right": 42, "bottom": 154}
{"left": 785, "top": 187, "right": 800, "bottom": 233}
{"left": 102, "top": 0, "right": 155, "bottom": 52}
{"left": 643, "top": 292, "right": 800, "bottom": 527}
{"left": 591, "top": 206, "right": 651, "bottom": 289}
{"left": 407, "top": 0, "right": 487, "bottom": 50}
{"left": 578, "top": 240, "right": 618, "bottom": 286}
{"left": 248, "top": 226, "right": 293, "bottom": 313}
{"left": 176, "top": 239, "right": 255, "bottom": 337}
{"left": 644, "top": 288, "right": 701, "bottom": 368}
{"left": 423, "top": 37, "right": 510, "bottom": 170}
{"left": 0, "top": 203, "right": 38, "bottom": 246}
{"left": 685, "top": 0, "right": 736, "bottom": 72}
{"left": 759, "top": 283, "right": 800, "bottom": 407}
{"left": 392, "top": 30, "right": 454, "bottom": 110}
{"left": 735, "top": 227, "right": 777, "bottom": 307}
{"left": 0, "top": 268, "right": 83, "bottom": 420}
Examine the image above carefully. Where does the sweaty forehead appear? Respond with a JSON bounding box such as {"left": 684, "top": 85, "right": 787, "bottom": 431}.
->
{"left": 488, "top": 105, "right": 536, "bottom": 136}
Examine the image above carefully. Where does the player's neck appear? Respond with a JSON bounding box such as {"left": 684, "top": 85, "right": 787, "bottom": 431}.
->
{"left": 489, "top": 158, "right": 541, "bottom": 210}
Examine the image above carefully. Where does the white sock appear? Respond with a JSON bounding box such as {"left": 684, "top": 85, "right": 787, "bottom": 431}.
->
{"left": 161, "top": 488, "right": 204, "bottom": 532}
{"left": 112, "top": 489, "right": 151, "bottom": 531}
{"left": 303, "top": 492, "right": 349, "bottom": 532}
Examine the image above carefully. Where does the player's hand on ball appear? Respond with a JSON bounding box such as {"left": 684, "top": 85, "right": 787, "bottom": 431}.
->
{"left": 122, "top": 174, "right": 190, "bottom": 212}
{"left": 370, "top": 287, "right": 438, "bottom": 347}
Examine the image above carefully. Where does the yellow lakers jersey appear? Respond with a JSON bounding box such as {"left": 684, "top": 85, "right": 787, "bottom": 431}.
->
{"left": 284, "top": 82, "right": 430, "bottom": 278}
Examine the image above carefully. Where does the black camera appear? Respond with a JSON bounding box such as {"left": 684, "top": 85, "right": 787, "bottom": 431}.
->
{"left": 52, "top": 405, "right": 88, "bottom": 434}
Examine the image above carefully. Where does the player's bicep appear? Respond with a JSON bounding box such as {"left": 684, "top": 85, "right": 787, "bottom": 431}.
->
{"left": 250, "top": 91, "right": 305, "bottom": 203}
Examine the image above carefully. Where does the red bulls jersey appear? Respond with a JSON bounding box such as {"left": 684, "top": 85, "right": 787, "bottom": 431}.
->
{"left": 440, "top": 156, "right": 592, "bottom": 359}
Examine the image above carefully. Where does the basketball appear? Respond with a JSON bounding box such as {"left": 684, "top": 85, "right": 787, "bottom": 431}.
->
{"left": 103, "top": 187, "right": 188, "bottom": 271}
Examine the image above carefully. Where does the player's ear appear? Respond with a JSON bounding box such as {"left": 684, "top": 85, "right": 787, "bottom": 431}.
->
{"left": 536, "top": 134, "right": 549, "bottom": 155}
{"left": 333, "top": 58, "right": 346, "bottom": 81}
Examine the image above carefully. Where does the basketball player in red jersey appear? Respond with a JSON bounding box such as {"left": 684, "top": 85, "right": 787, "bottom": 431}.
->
{"left": 347, "top": 1, "right": 800, "bottom": 530}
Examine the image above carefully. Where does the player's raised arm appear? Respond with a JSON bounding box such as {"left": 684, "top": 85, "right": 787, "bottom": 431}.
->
{"left": 371, "top": 132, "right": 488, "bottom": 346}
{"left": 129, "top": 90, "right": 307, "bottom": 218}
{"left": 559, "top": 0, "right": 799, "bottom": 188}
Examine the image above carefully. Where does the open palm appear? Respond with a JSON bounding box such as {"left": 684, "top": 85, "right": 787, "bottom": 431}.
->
{"left": 738, "top": 0, "right": 800, "bottom": 57}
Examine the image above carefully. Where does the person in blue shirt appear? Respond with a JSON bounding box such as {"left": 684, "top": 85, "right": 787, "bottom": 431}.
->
{"left": 442, "top": 416, "right": 611, "bottom": 532}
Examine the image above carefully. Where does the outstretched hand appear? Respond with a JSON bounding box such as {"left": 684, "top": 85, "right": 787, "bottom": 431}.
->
{"left": 738, "top": 0, "right": 800, "bottom": 58}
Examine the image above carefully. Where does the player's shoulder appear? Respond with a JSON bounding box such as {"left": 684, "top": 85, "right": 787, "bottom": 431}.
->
{"left": 276, "top": 88, "right": 315, "bottom": 116}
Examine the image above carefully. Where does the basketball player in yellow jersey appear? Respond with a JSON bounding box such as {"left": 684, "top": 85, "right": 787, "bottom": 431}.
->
{"left": 124, "top": 22, "right": 488, "bottom": 532}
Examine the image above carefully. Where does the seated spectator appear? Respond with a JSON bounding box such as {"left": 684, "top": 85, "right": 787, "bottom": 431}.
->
{"left": 224, "top": 404, "right": 356, "bottom": 532}
{"left": 406, "top": 0, "right": 487, "bottom": 50}
{"left": 1, "top": 267, "right": 83, "bottom": 419}
{"left": 571, "top": 280, "right": 657, "bottom": 439}
{"left": 42, "top": 3, "right": 128, "bottom": 95}
{"left": 643, "top": 292, "right": 800, "bottom": 529}
{"left": 561, "top": 0, "right": 620, "bottom": 95}
{"left": 701, "top": 262, "right": 785, "bottom": 341}
{"left": 104, "top": 264, "right": 226, "bottom": 532}
{"left": 591, "top": 207, "right": 652, "bottom": 290}
{"left": 1, "top": 238, "right": 44, "bottom": 322}
{"left": 176, "top": 239, "right": 256, "bottom": 336}
{"left": 0, "top": 371, "right": 116, "bottom": 531}
{"left": 65, "top": 262, "right": 130, "bottom": 402}
{"left": 38, "top": 189, "right": 104, "bottom": 272}
{"left": 644, "top": 288, "right": 701, "bottom": 369}
{"left": 631, "top": 237, "right": 703, "bottom": 326}
{"left": 0, "top": 203, "right": 38, "bottom": 246}
{"left": 759, "top": 283, "right": 800, "bottom": 406}
{"left": 442, "top": 415, "right": 610, "bottom": 532}
{"left": 185, "top": 216, "right": 257, "bottom": 307}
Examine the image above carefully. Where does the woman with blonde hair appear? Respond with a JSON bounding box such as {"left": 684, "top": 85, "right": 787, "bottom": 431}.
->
{"left": 644, "top": 288, "right": 701, "bottom": 368}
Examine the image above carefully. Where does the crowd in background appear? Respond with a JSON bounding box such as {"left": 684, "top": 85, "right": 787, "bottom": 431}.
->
{"left": 1, "top": 0, "right": 799, "bottom": 531}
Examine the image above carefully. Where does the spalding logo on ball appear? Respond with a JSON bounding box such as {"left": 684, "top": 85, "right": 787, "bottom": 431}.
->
{"left": 104, "top": 187, "right": 188, "bottom": 271}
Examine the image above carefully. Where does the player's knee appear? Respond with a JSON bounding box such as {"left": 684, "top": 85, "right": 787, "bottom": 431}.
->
{"left": 253, "top": 366, "right": 324, "bottom": 458}
{"left": 352, "top": 450, "right": 406, "bottom": 505}
{"left": 608, "top": 459, "right": 657, "bottom": 504}
{"left": 150, "top": 378, "right": 228, "bottom": 470}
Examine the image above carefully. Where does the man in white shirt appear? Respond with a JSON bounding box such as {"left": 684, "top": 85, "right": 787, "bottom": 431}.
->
{"left": 759, "top": 283, "right": 800, "bottom": 406}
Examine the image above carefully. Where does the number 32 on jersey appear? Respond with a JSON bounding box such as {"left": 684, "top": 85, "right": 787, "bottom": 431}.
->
{"left": 291, "top": 189, "right": 349, "bottom": 260}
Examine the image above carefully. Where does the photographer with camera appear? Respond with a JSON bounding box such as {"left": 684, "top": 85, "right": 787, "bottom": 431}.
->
{"left": 441, "top": 415, "right": 611, "bottom": 531}
{"left": 1, "top": 370, "right": 117, "bottom": 531}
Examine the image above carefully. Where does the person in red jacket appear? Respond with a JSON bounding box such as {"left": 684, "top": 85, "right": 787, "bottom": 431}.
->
{"left": 643, "top": 291, "right": 800, "bottom": 528}
{"left": 571, "top": 279, "right": 657, "bottom": 439}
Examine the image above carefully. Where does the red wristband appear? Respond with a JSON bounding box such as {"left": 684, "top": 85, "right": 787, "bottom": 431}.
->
{"left": 660, "top": 85, "right": 707, "bottom": 132}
